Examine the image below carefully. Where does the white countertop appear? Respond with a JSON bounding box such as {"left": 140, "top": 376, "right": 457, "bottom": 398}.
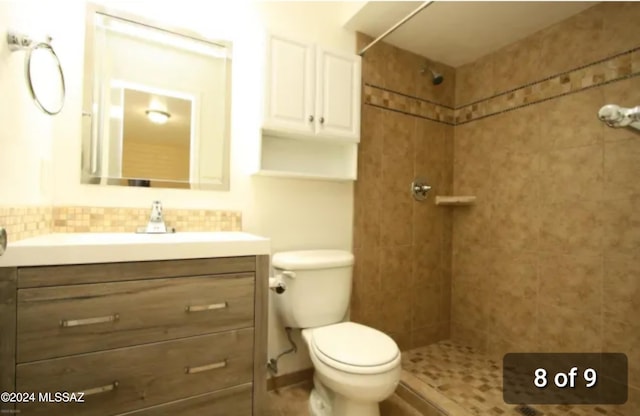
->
{"left": 0, "top": 232, "right": 271, "bottom": 267}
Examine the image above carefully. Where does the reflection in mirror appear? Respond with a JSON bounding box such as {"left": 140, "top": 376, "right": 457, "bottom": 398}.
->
{"left": 117, "top": 87, "right": 193, "bottom": 188}
{"left": 81, "top": 5, "right": 231, "bottom": 190}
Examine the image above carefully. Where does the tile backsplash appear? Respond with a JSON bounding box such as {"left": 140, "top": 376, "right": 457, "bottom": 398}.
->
{"left": 0, "top": 206, "right": 242, "bottom": 242}
{"left": 0, "top": 207, "right": 52, "bottom": 242}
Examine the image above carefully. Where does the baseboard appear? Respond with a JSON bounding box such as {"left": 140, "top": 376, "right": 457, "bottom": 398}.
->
{"left": 267, "top": 368, "right": 314, "bottom": 391}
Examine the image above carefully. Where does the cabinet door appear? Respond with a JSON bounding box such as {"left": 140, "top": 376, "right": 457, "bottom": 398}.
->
{"left": 264, "top": 34, "right": 315, "bottom": 134}
{"left": 315, "top": 47, "right": 361, "bottom": 141}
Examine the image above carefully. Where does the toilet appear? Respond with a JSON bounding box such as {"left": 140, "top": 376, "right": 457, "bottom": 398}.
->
{"left": 271, "top": 250, "right": 401, "bottom": 416}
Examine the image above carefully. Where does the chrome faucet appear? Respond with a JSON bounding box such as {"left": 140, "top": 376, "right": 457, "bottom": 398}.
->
{"left": 146, "top": 200, "right": 166, "bottom": 233}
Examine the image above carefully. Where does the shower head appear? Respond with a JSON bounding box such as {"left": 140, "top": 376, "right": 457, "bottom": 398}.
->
{"left": 420, "top": 65, "right": 444, "bottom": 85}
{"left": 598, "top": 104, "right": 640, "bottom": 131}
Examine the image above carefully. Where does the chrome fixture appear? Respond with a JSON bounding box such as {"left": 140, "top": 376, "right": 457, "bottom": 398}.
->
{"left": 420, "top": 64, "right": 444, "bottom": 85}
{"left": 136, "top": 200, "right": 176, "bottom": 233}
{"left": 7, "top": 31, "right": 66, "bottom": 115}
{"left": 0, "top": 228, "right": 6, "bottom": 256}
{"left": 598, "top": 104, "right": 640, "bottom": 131}
{"left": 358, "top": 1, "right": 434, "bottom": 56}
{"left": 411, "top": 177, "right": 432, "bottom": 201}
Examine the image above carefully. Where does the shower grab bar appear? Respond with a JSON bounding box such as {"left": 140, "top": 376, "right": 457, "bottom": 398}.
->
{"left": 358, "top": 1, "right": 434, "bottom": 56}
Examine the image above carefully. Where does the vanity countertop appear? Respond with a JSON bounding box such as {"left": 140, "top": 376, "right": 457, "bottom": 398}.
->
{"left": 0, "top": 232, "right": 270, "bottom": 267}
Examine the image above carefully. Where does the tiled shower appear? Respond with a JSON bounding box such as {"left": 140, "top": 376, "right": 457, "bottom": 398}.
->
{"left": 352, "top": 2, "right": 640, "bottom": 414}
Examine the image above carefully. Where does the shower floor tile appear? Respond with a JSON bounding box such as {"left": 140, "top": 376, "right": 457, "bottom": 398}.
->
{"left": 402, "top": 340, "right": 635, "bottom": 416}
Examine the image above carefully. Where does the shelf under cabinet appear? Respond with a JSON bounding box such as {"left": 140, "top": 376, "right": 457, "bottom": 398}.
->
{"left": 258, "top": 135, "right": 357, "bottom": 182}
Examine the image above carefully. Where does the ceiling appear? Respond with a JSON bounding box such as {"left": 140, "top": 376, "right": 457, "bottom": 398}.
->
{"left": 345, "top": 1, "right": 596, "bottom": 67}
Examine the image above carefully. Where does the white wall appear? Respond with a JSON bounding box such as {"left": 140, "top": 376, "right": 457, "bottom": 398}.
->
{"left": 0, "top": 1, "right": 356, "bottom": 375}
{"left": 0, "top": 1, "right": 59, "bottom": 205}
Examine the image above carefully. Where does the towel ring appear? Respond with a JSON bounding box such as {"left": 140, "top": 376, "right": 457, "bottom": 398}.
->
{"left": 7, "top": 31, "right": 66, "bottom": 115}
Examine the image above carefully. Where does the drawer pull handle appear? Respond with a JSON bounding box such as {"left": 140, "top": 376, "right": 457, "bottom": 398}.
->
{"left": 80, "top": 381, "right": 119, "bottom": 396}
{"left": 185, "top": 302, "right": 227, "bottom": 313}
{"left": 185, "top": 360, "right": 227, "bottom": 374}
{"left": 60, "top": 313, "right": 120, "bottom": 328}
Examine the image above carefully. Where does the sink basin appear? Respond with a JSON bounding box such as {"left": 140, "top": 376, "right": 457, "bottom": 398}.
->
{"left": 0, "top": 232, "right": 271, "bottom": 267}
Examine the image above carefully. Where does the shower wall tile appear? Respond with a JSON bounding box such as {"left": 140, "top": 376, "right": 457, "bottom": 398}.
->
{"left": 538, "top": 144, "right": 604, "bottom": 205}
{"left": 538, "top": 4, "right": 605, "bottom": 78}
{"left": 451, "top": 7, "right": 640, "bottom": 405}
{"left": 353, "top": 39, "right": 453, "bottom": 348}
{"left": 411, "top": 282, "right": 442, "bottom": 330}
{"left": 537, "top": 253, "right": 603, "bottom": 312}
{"left": 491, "top": 202, "right": 540, "bottom": 252}
{"left": 604, "top": 139, "right": 640, "bottom": 200}
{"left": 455, "top": 54, "right": 495, "bottom": 106}
{"left": 537, "top": 87, "right": 605, "bottom": 150}
{"left": 600, "top": 1, "right": 640, "bottom": 60}
{"left": 492, "top": 35, "right": 542, "bottom": 95}
{"left": 453, "top": 42, "right": 640, "bottom": 125}
{"left": 538, "top": 200, "right": 604, "bottom": 257}
{"left": 603, "top": 319, "right": 640, "bottom": 389}
{"left": 357, "top": 33, "right": 456, "bottom": 108}
{"left": 602, "top": 195, "right": 640, "bottom": 256}
{"left": 537, "top": 303, "right": 603, "bottom": 353}
{"left": 603, "top": 252, "right": 640, "bottom": 327}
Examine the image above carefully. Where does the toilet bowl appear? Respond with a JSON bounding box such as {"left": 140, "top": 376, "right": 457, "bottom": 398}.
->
{"left": 270, "top": 250, "right": 401, "bottom": 416}
{"left": 302, "top": 322, "right": 401, "bottom": 416}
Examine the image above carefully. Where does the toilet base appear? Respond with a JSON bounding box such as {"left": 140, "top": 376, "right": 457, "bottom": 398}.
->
{"left": 333, "top": 394, "right": 380, "bottom": 416}
{"left": 310, "top": 374, "right": 381, "bottom": 416}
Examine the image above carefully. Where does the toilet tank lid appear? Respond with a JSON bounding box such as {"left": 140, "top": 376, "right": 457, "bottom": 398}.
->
{"left": 272, "top": 250, "right": 354, "bottom": 270}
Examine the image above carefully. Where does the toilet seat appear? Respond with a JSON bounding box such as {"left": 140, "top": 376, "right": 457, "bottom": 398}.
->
{"left": 309, "top": 322, "right": 400, "bottom": 375}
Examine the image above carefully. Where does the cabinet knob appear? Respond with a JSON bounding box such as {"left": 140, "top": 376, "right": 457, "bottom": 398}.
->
{"left": 308, "top": 115, "right": 314, "bottom": 122}
{"left": 320, "top": 117, "right": 325, "bottom": 124}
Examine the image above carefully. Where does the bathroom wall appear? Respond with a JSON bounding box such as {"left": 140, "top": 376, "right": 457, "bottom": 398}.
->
{"left": 352, "top": 33, "right": 454, "bottom": 350}
{"left": 0, "top": 1, "right": 359, "bottom": 376}
{"left": 451, "top": 2, "right": 640, "bottom": 411}
{"left": 0, "top": 1, "right": 58, "bottom": 206}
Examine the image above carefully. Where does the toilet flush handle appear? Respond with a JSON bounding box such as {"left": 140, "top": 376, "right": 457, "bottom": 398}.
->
{"left": 281, "top": 270, "right": 296, "bottom": 279}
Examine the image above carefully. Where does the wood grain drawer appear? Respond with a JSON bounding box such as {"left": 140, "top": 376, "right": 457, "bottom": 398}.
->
{"left": 16, "top": 329, "right": 254, "bottom": 416}
{"left": 116, "top": 383, "right": 252, "bottom": 416}
{"left": 17, "top": 274, "right": 254, "bottom": 362}
{"left": 17, "top": 257, "right": 256, "bottom": 288}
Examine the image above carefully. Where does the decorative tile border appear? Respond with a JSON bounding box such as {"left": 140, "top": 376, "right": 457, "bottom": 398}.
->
{"left": 364, "top": 46, "right": 640, "bottom": 126}
{"left": 364, "top": 84, "right": 456, "bottom": 125}
{"left": 0, "top": 206, "right": 242, "bottom": 242}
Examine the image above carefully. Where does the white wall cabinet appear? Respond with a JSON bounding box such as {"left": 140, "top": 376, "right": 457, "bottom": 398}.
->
{"left": 260, "top": 34, "right": 361, "bottom": 181}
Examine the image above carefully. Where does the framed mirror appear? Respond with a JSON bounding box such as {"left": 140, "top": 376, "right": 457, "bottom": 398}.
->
{"left": 81, "top": 4, "right": 232, "bottom": 190}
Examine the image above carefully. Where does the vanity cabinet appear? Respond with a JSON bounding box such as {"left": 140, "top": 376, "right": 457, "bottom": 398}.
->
{"left": 258, "top": 34, "right": 361, "bottom": 181}
{"left": 0, "top": 255, "right": 268, "bottom": 416}
{"left": 263, "top": 34, "right": 361, "bottom": 141}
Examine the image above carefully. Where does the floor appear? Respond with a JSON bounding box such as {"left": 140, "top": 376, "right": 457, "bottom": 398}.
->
{"left": 266, "top": 381, "right": 423, "bottom": 416}
{"left": 402, "top": 340, "right": 636, "bottom": 416}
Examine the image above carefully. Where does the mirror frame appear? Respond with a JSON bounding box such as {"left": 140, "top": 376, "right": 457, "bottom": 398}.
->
{"left": 81, "top": 2, "right": 232, "bottom": 191}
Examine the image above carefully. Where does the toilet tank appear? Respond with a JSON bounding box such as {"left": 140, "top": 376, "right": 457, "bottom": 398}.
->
{"left": 272, "top": 250, "right": 354, "bottom": 328}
